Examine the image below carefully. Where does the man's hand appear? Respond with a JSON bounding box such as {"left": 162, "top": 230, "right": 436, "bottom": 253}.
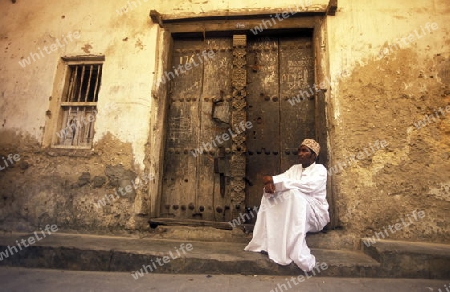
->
{"left": 263, "top": 176, "right": 275, "bottom": 193}
{"left": 262, "top": 176, "right": 273, "bottom": 185}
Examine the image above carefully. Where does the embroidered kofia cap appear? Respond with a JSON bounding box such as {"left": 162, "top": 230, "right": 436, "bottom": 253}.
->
{"left": 301, "top": 139, "right": 320, "bottom": 156}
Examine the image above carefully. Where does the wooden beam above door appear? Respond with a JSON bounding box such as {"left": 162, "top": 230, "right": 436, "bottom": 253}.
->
{"left": 150, "top": 6, "right": 328, "bottom": 24}
{"left": 150, "top": 13, "right": 316, "bottom": 34}
{"left": 150, "top": 0, "right": 337, "bottom": 32}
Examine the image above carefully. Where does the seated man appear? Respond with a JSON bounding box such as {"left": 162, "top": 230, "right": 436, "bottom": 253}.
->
{"left": 244, "top": 139, "right": 330, "bottom": 272}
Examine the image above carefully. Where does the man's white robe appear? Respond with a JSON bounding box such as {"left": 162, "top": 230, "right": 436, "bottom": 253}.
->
{"left": 244, "top": 163, "right": 329, "bottom": 272}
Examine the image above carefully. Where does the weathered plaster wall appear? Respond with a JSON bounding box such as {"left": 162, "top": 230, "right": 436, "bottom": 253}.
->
{"left": 326, "top": 0, "right": 450, "bottom": 244}
{"left": 0, "top": 0, "right": 448, "bottom": 244}
{"left": 0, "top": 0, "right": 160, "bottom": 232}
{"left": 0, "top": 0, "right": 159, "bottom": 169}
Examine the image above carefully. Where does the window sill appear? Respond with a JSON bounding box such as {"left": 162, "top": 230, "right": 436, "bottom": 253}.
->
{"left": 46, "top": 146, "right": 95, "bottom": 157}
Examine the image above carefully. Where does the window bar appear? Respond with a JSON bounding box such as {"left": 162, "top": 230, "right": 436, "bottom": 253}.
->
{"left": 58, "top": 108, "right": 65, "bottom": 145}
{"left": 66, "top": 106, "right": 72, "bottom": 145}
{"left": 81, "top": 107, "right": 86, "bottom": 144}
{"left": 68, "top": 106, "right": 74, "bottom": 144}
{"left": 68, "top": 107, "right": 73, "bottom": 146}
{"left": 85, "top": 110, "right": 94, "bottom": 144}
{"left": 74, "top": 107, "right": 80, "bottom": 146}
{"left": 89, "top": 118, "right": 94, "bottom": 142}
{"left": 73, "top": 66, "right": 80, "bottom": 102}
{"left": 59, "top": 107, "right": 70, "bottom": 145}
{"left": 66, "top": 69, "right": 74, "bottom": 103}
{"left": 93, "top": 64, "right": 101, "bottom": 102}
{"left": 84, "top": 65, "right": 93, "bottom": 102}
{"left": 77, "top": 65, "right": 86, "bottom": 102}
{"left": 67, "top": 66, "right": 77, "bottom": 102}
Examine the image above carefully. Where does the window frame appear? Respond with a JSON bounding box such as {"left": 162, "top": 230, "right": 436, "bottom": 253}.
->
{"left": 50, "top": 57, "right": 104, "bottom": 149}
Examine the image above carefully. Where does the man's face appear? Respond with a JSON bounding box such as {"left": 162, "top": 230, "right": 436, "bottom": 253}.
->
{"left": 297, "top": 145, "right": 315, "bottom": 164}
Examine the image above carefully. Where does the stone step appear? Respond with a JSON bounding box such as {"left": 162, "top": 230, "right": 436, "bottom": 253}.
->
{"left": 0, "top": 232, "right": 377, "bottom": 277}
{"left": 361, "top": 238, "right": 450, "bottom": 279}
{"left": 0, "top": 232, "right": 448, "bottom": 279}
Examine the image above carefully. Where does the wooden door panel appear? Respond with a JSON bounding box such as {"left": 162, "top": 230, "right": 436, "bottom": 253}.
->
{"left": 198, "top": 38, "right": 233, "bottom": 221}
{"left": 279, "top": 38, "right": 315, "bottom": 172}
{"left": 162, "top": 40, "right": 204, "bottom": 218}
{"left": 161, "top": 38, "right": 234, "bottom": 221}
{"left": 246, "top": 37, "right": 280, "bottom": 209}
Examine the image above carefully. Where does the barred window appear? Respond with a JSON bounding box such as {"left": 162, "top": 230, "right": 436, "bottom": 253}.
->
{"left": 53, "top": 62, "right": 103, "bottom": 148}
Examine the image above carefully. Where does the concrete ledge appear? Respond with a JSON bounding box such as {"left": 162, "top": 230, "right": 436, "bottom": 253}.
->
{"left": 361, "top": 238, "right": 450, "bottom": 279}
{"left": 0, "top": 232, "right": 380, "bottom": 277}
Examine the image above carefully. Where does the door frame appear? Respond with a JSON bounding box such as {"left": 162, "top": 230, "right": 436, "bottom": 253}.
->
{"left": 147, "top": 11, "right": 337, "bottom": 228}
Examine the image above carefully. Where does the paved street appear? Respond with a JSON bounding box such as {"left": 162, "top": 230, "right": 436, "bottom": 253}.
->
{"left": 0, "top": 267, "right": 448, "bottom": 292}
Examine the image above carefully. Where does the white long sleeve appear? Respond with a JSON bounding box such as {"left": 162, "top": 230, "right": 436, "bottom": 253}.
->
{"left": 272, "top": 163, "right": 327, "bottom": 200}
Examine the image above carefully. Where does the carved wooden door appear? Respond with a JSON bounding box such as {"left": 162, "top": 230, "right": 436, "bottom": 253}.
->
{"left": 161, "top": 35, "right": 315, "bottom": 222}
